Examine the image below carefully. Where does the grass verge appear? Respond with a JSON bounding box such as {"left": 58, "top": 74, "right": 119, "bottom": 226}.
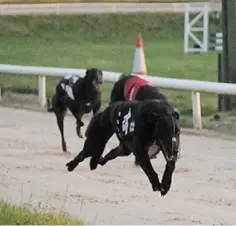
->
{"left": 0, "top": 14, "right": 220, "bottom": 116}
{"left": 0, "top": 200, "right": 83, "bottom": 225}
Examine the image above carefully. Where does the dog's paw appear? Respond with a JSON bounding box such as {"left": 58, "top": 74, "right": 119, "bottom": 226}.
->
{"left": 78, "top": 132, "right": 83, "bottom": 138}
{"left": 66, "top": 160, "right": 78, "bottom": 172}
{"left": 98, "top": 157, "right": 106, "bottom": 166}
{"left": 152, "top": 183, "right": 161, "bottom": 192}
{"left": 160, "top": 180, "right": 171, "bottom": 196}
{"left": 90, "top": 157, "right": 99, "bottom": 170}
{"left": 62, "top": 141, "right": 67, "bottom": 152}
{"left": 134, "top": 160, "right": 140, "bottom": 167}
{"left": 151, "top": 176, "right": 161, "bottom": 193}
{"left": 160, "top": 187, "right": 168, "bottom": 196}
{"left": 76, "top": 127, "right": 84, "bottom": 138}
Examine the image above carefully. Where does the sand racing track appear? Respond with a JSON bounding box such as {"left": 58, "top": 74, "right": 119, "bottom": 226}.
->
{"left": 0, "top": 106, "right": 236, "bottom": 224}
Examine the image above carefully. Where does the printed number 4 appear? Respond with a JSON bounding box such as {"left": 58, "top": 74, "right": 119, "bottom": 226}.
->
{"left": 121, "top": 108, "right": 134, "bottom": 135}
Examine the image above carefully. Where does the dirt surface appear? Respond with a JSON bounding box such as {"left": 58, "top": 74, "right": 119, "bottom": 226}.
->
{"left": 0, "top": 106, "right": 236, "bottom": 224}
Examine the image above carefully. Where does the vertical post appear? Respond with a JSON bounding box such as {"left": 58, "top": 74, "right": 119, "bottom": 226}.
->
{"left": 0, "top": 85, "right": 2, "bottom": 102}
{"left": 191, "top": 91, "right": 202, "bottom": 129}
{"left": 38, "top": 75, "right": 46, "bottom": 107}
{"left": 203, "top": 4, "right": 209, "bottom": 52}
{"left": 221, "top": 0, "right": 230, "bottom": 111}
{"left": 225, "top": 0, "right": 236, "bottom": 108}
{"left": 184, "top": 4, "right": 189, "bottom": 53}
{"left": 217, "top": 53, "right": 223, "bottom": 111}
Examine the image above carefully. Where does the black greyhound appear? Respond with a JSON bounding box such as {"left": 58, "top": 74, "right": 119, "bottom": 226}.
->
{"left": 110, "top": 74, "right": 167, "bottom": 103}
{"left": 66, "top": 99, "right": 180, "bottom": 196}
{"left": 109, "top": 74, "right": 169, "bottom": 165}
{"left": 50, "top": 68, "right": 103, "bottom": 152}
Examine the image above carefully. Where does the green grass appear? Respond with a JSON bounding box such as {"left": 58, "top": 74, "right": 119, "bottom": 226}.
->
{"left": 0, "top": 14, "right": 220, "bottom": 116}
{"left": 0, "top": 201, "right": 83, "bottom": 224}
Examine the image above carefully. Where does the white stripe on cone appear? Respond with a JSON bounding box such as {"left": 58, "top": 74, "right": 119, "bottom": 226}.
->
{"left": 132, "top": 46, "right": 147, "bottom": 75}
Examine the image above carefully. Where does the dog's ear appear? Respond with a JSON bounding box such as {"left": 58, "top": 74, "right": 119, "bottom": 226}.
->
{"left": 84, "top": 68, "right": 94, "bottom": 84}
{"left": 85, "top": 68, "right": 91, "bottom": 77}
{"left": 98, "top": 69, "right": 103, "bottom": 83}
{"left": 119, "top": 74, "right": 127, "bottom": 79}
{"left": 98, "top": 69, "right": 103, "bottom": 77}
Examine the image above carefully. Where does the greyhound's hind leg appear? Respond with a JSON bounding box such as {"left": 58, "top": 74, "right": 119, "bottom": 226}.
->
{"left": 99, "top": 143, "right": 131, "bottom": 166}
{"left": 66, "top": 150, "right": 86, "bottom": 171}
{"left": 66, "top": 139, "right": 94, "bottom": 171}
{"left": 90, "top": 130, "right": 115, "bottom": 170}
{"left": 56, "top": 109, "right": 67, "bottom": 152}
{"left": 52, "top": 95, "right": 68, "bottom": 152}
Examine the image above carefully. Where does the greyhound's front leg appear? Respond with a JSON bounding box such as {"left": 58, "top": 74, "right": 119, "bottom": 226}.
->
{"left": 75, "top": 112, "right": 84, "bottom": 138}
{"left": 132, "top": 137, "right": 161, "bottom": 192}
{"left": 70, "top": 108, "right": 84, "bottom": 138}
{"left": 62, "top": 96, "right": 84, "bottom": 138}
{"left": 160, "top": 160, "right": 176, "bottom": 196}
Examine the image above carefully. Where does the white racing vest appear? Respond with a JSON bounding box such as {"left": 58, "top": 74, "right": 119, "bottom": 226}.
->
{"left": 60, "top": 74, "right": 80, "bottom": 100}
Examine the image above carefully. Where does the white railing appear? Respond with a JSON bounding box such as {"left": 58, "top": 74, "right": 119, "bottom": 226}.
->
{"left": 0, "top": 2, "right": 221, "bottom": 16}
{"left": 1, "top": 64, "right": 236, "bottom": 130}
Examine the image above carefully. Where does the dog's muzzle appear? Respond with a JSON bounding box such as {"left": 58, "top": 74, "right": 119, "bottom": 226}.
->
{"left": 96, "top": 83, "right": 102, "bottom": 92}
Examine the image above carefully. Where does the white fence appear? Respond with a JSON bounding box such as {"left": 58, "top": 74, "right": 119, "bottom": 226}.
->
{"left": 1, "top": 64, "right": 236, "bottom": 130}
{"left": 184, "top": 4, "right": 210, "bottom": 53}
{"left": 0, "top": 2, "right": 221, "bottom": 16}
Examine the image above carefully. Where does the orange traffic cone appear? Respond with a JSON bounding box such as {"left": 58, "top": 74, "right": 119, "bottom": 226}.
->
{"left": 132, "top": 34, "right": 147, "bottom": 76}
